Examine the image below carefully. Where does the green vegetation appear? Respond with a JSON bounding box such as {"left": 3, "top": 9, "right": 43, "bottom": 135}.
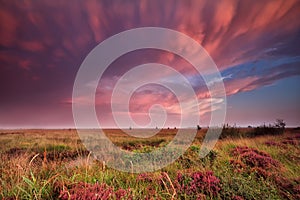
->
{"left": 220, "top": 119, "right": 287, "bottom": 139}
{"left": 0, "top": 128, "right": 299, "bottom": 199}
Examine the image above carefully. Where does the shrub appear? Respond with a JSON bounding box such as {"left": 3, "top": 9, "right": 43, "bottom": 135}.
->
{"left": 281, "top": 135, "right": 299, "bottom": 146}
{"left": 230, "top": 146, "right": 300, "bottom": 199}
{"left": 229, "top": 159, "right": 246, "bottom": 173}
{"left": 248, "top": 120, "right": 285, "bottom": 137}
{"left": 274, "top": 119, "right": 286, "bottom": 129}
{"left": 136, "top": 173, "right": 162, "bottom": 183}
{"left": 281, "top": 139, "right": 298, "bottom": 145}
{"left": 265, "top": 135, "right": 300, "bottom": 147}
{"left": 175, "top": 171, "right": 221, "bottom": 198}
{"left": 273, "top": 176, "right": 300, "bottom": 199}
{"left": 59, "top": 182, "right": 132, "bottom": 200}
{"left": 197, "top": 125, "right": 202, "bottom": 130}
{"left": 231, "top": 146, "right": 280, "bottom": 170}
{"left": 137, "top": 173, "right": 154, "bottom": 182}
{"left": 232, "top": 195, "right": 244, "bottom": 200}
{"left": 220, "top": 124, "right": 242, "bottom": 139}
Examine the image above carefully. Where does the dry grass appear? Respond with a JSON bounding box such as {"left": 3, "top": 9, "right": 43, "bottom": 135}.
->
{"left": 0, "top": 128, "right": 299, "bottom": 199}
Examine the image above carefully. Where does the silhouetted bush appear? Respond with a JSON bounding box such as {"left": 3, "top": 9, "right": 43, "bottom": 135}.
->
{"left": 248, "top": 124, "right": 284, "bottom": 137}
{"left": 220, "top": 124, "right": 242, "bottom": 139}
{"left": 197, "top": 125, "right": 201, "bottom": 130}
{"left": 220, "top": 120, "right": 286, "bottom": 138}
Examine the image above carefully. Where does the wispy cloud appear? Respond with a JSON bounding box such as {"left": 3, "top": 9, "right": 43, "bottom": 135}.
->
{"left": 0, "top": 0, "right": 299, "bottom": 127}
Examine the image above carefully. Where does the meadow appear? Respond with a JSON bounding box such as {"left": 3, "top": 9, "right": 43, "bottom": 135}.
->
{"left": 0, "top": 128, "right": 299, "bottom": 199}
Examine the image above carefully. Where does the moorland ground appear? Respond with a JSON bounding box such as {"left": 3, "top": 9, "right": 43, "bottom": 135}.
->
{"left": 0, "top": 128, "right": 299, "bottom": 199}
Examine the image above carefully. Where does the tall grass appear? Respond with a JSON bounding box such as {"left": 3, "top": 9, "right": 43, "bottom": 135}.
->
{"left": 0, "top": 128, "right": 299, "bottom": 199}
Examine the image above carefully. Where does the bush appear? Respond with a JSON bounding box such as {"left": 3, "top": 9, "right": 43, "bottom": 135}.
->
{"left": 248, "top": 125, "right": 284, "bottom": 137}
{"left": 175, "top": 171, "right": 221, "bottom": 198}
{"left": 230, "top": 146, "right": 300, "bottom": 199}
{"left": 231, "top": 146, "right": 280, "bottom": 170}
{"left": 248, "top": 119, "right": 286, "bottom": 137}
{"left": 220, "top": 124, "right": 242, "bottom": 139}
{"left": 59, "top": 182, "right": 132, "bottom": 200}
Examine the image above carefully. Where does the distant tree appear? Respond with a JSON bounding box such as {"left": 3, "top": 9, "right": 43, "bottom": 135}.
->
{"left": 174, "top": 127, "right": 176, "bottom": 129}
{"left": 197, "top": 125, "right": 201, "bottom": 130}
{"left": 275, "top": 119, "right": 286, "bottom": 130}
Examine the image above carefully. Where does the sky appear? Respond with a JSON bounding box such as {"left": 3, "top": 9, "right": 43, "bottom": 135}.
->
{"left": 0, "top": 0, "right": 300, "bottom": 128}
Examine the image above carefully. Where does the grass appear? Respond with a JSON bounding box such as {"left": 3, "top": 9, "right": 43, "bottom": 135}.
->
{"left": 0, "top": 128, "right": 299, "bottom": 199}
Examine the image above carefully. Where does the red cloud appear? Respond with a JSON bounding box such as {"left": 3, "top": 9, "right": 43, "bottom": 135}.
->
{"left": 19, "top": 41, "right": 45, "bottom": 52}
{"left": 1, "top": 0, "right": 299, "bottom": 128}
{"left": 0, "top": 9, "right": 18, "bottom": 46}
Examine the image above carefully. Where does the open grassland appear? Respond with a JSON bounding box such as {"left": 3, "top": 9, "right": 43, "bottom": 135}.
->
{"left": 0, "top": 128, "right": 299, "bottom": 199}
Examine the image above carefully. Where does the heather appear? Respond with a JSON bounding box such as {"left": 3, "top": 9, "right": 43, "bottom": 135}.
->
{"left": 0, "top": 128, "right": 299, "bottom": 199}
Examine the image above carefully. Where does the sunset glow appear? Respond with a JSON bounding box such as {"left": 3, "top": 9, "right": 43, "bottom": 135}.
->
{"left": 0, "top": 0, "right": 299, "bottom": 128}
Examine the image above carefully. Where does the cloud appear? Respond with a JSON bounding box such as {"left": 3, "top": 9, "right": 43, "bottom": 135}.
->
{"left": 0, "top": 0, "right": 299, "bottom": 127}
{"left": 0, "top": 9, "right": 18, "bottom": 46}
{"left": 221, "top": 56, "right": 300, "bottom": 95}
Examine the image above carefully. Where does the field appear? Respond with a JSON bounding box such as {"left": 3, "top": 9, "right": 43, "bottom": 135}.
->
{"left": 0, "top": 128, "right": 300, "bottom": 199}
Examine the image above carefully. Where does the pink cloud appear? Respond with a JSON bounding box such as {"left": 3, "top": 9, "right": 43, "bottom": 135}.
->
{"left": 0, "top": 9, "right": 18, "bottom": 47}
{"left": 19, "top": 60, "right": 32, "bottom": 71}
{"left": 19, "top": 41, "right": 45, "bottom": 52}
{"left": 1, "top": 0, "right": 299, "bottom": 128}
{"left": 224, "top": 76, "right": 260, "bottom": 96}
